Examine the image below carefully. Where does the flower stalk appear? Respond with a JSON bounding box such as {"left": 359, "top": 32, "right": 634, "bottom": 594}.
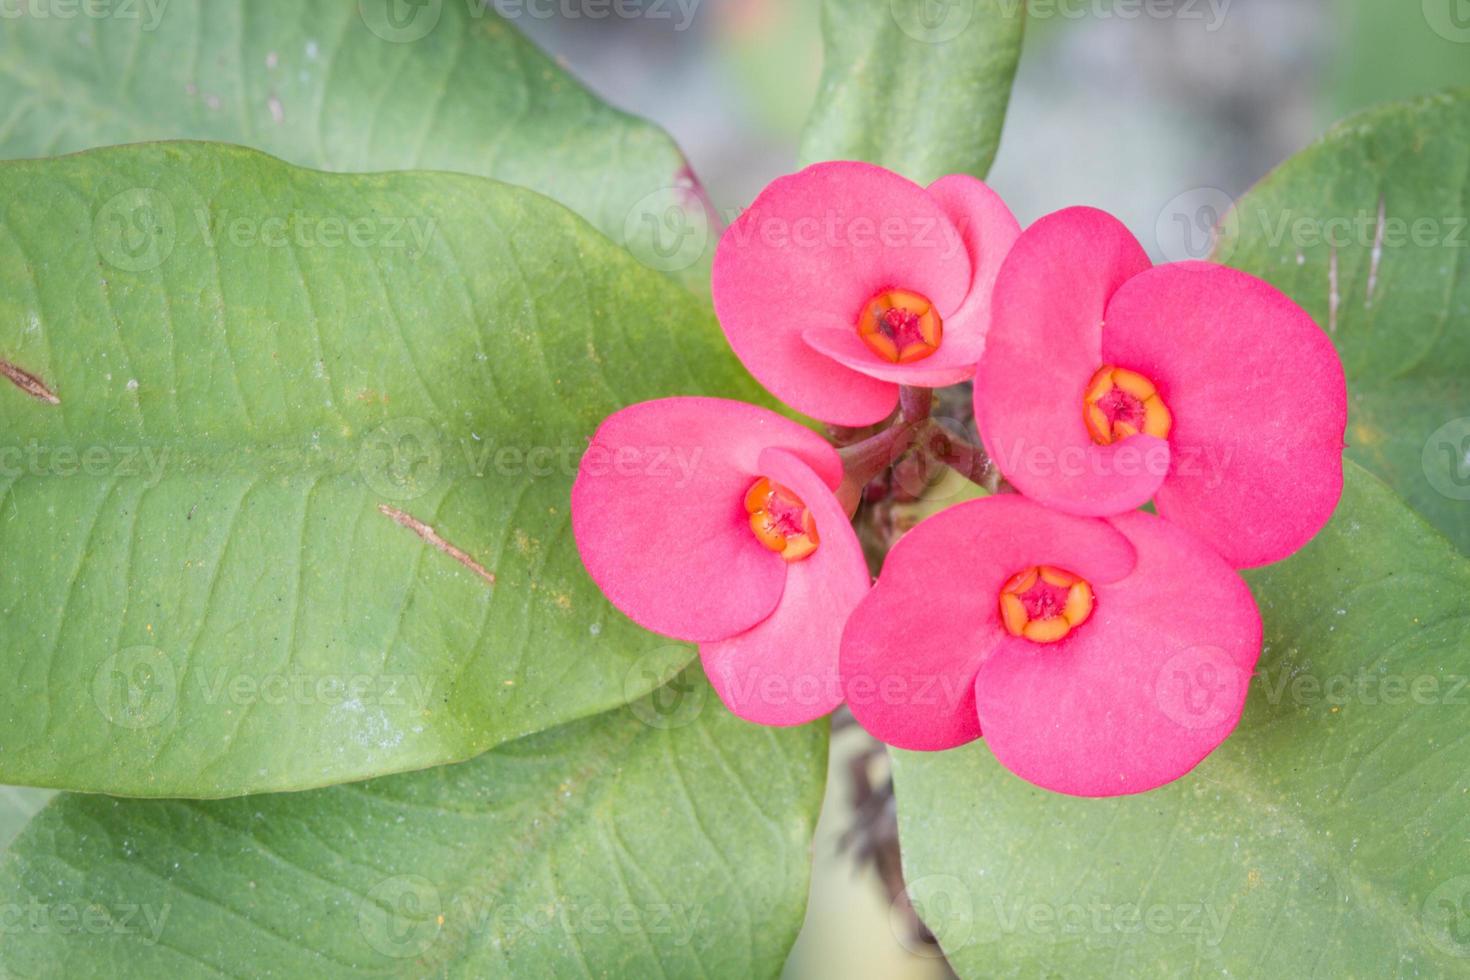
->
{"left": 835, "top": 420, "right": 922, "bottom": 516}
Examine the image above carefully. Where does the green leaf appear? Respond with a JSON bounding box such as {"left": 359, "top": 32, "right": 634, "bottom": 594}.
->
{"left": 0, "top": 787, "right": 51, "bottom": 852}
{"left": 799, "top": 0, "right": 1025, "bottom": 183}
{"left": 0, "top": 671, "right": 827, "bottom": 978}
{"left": 0, "top": 0, "right": 715, "bottom": 284}
{"left": 0, "top": 140, "right": 765, "bottom": 797}
{"left": 891, "top": 462, "right": 1470, "bottom": 976}
{"left": 1222, "top": 89, "right": 1470, "bottom": 553}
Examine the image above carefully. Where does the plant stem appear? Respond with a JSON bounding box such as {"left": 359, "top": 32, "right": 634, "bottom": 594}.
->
{"left": 899, "top": 385, "right": 933, "bottom": 423}
{"left": 922, "top": 422, "right": 1004, "bottom": 493}
{"left": 836, "top": 421, "right": 921, "bottom": 516}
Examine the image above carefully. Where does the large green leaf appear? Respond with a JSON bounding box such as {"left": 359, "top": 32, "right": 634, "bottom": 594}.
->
{"left": 892, "top": 462, "right": 1470, "bottom": 976}
{"left": 1222, "top": 89, "right": 1470, "bottom": 553}
{"left": 0, "top": 0, "right": 715, "bottom": 283}
{"left": 0, "top": 140, "right": 765, "bottom": 797}
{"left": 798, "top": 0, "right": 1025, "bottom": 183}
{"left": 0, "top": 671, "right": 827, "bottom": 978}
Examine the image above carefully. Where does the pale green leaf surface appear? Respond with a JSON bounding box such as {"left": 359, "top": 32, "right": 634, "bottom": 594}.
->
{"left": 799, "top": 0, "right": 1025, "bottom": 183}
{"left": 0, "top": 787, "right": 51, "bottom": 852}
{"left": 893, "top": 463, "right": 1470, "bottom": 977}
{"left": 1222, "top": 89, "right": 1470, "bottom": 553}
{"left": 0, "top": 0, "right": 714, "bottom": 284}
{"left": 0, "top": 140, "right": 766, "bottom": 796}
{"left": 0, "top": 672, "right": 828, "bottom": 978}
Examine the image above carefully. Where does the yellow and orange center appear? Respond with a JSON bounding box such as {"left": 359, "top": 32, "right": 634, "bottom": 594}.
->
{"left": 1083, "top": 366, "right": 1173, "bottom": 446}
{"left": 856, "top": 289, "right": 943, "bottom": 364}
{"left": 998, "top": 565, "right": 1095, "bottom": 644}
{"left": 744, "top": 477, "right": 820, "bottom": 563}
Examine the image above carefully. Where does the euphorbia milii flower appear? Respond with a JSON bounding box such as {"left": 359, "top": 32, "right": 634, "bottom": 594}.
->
{"left": 974, "top": 207, "right": 1346, "bottom": 568}
{"left": 713, "top": 161, "right": 1020, "bottom": 426}
{"left": 572, "top": 397, "right": 869, "bottom": 725}
{"left": 840, "top": 495, "right": 1261, "bottom": 797}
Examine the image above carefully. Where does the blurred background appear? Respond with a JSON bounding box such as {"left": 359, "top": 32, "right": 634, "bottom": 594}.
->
{"left": 514, "top": 0, "right": 1470, "bottom": 259}
{"left": 499, "top": 1, "right": 1470, "bottom": 975}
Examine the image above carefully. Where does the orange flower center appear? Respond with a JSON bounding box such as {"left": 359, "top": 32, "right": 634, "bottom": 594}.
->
{"left": 999, "top": 565, "right": 1095, "bottom": 644}
{"left": 744, "top": 477, "right": 819, "bottom": 563}
{"left": 1083, "top": 366, "right": 1173, "bottom": 445}
{"left": 856, "top": 289, "right": 942, "bottom": 364}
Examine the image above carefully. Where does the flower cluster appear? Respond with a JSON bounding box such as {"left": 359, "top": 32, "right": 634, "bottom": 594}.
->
{"left": 573, "top": 162, "right": 1346, "bottom": 797}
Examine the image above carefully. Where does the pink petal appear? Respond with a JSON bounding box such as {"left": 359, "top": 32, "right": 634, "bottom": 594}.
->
{"left": 840, "top": 496, "right": 1137, "bottom": 751}
{"left": 975, "top": 207, "right": 1164, "bottom": 515}
{"left": 1102, "top": 262, "right": 1347, "bottom": 567}
{"left": 701, "top": 448, "right": 870, "bottom": 726}
{"left": 799, "top": 175, "right": 1022, "bottom": 390}
{"left": 926, "top": 174, "right": 1022, "bottom": 363}
{"left": 712, "top": 161, "right": 973, "bottom": 425}
{"left": 973, "top": 510, "right": 1262, "bottom": 797}
{"left": 572, "top": 398, "right": 841, "bottom": 642}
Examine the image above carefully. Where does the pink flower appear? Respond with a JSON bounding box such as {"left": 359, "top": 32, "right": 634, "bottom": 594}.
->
{"left": 572, "top": 397, "right": 870, "bottom": 725}
{"left": 713, "top": 161, "right": 1020, "bottom": 426}
{"left": 974, "top": 207, "right": 1347, "bottom": 568}
{"left": 840, "top": 495, "right": 1261, "bottom": 797}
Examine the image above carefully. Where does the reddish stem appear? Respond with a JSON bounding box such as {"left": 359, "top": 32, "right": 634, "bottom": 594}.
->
{"left": 899, "top": 385, "right": 933, "bottom": 423}
{"left": 922, "top": 422, "right": 1004, "bottom": 493}
{"left": 836, "top": 421, "right": 921, "bottom": 516}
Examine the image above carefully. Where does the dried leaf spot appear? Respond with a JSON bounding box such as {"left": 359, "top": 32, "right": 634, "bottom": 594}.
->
{"left": 377, "top": 505, "right": 496, "bottom": 589}
{"left": 0, "top": 358, "right": 60, "bottom": 404}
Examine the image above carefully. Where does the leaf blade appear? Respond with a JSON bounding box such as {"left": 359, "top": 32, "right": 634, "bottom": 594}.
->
{"left": 799, "top": 0, "right": 1026, "bottom": 183}
{"left": 0, "top": 0, "right": 714, "bottom": 284}
{"left": 0, "top": 140, "right": 762, "bottom": 796}
{"left": 0, "top": 673, "right": 828, "bottom": 978}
